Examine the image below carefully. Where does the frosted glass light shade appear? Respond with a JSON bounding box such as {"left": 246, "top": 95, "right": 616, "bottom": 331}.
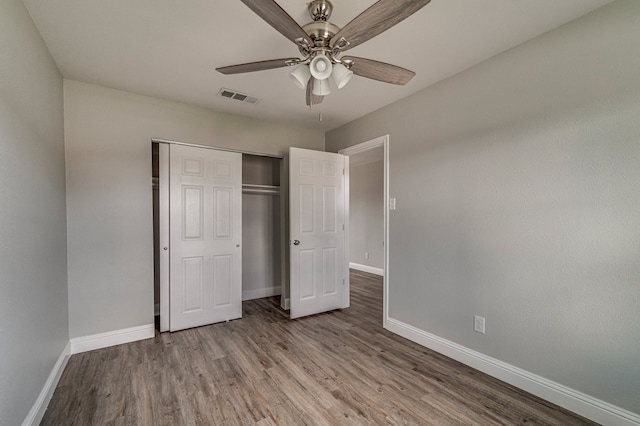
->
{"left": 290, "top": 65, "right": 311, "bottom": 90}
{"left": 331, "top": 63, "right": 353, "bottom": 89}
{"left": 309, "top": 54, "right": 333, "bottom": 80}
{"left": 312, "top": 78, "right": 331, "bottom": 96}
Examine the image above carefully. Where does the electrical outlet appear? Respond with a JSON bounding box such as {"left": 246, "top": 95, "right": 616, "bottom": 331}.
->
{"left": 474, "top": 315, "right": 486, "bottom": 334}
{"left": 389, "top": 198, "right": 396, "bottom": 210}
{"left": 365, "top": 252, "right": 369, "bottom": 259}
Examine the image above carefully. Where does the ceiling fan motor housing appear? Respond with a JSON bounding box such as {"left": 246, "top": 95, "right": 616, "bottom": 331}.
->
{"left": 302, "top": 21, "right": 340, "bottom": 48}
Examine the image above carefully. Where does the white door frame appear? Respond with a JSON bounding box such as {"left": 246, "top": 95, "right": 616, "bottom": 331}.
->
{"left": 339, "top": 135, "right": 390, "bottom": 328}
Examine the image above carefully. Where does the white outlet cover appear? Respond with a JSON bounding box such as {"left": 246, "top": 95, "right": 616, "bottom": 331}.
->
{"left": 474, "top": 315, "right": 486, "bottom": 334}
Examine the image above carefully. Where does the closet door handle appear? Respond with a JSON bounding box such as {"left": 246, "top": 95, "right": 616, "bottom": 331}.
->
{"left": 293, "top": 240, "right": 300, "bottom": 246}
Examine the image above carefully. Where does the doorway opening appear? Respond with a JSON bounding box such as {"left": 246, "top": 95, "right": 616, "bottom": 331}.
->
{"left": 339, "top": 135, "right": 390, "bottom": 327}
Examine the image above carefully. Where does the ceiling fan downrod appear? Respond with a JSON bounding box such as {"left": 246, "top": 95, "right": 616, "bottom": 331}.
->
{"left": 308, "top": 0, "right": 333, "bottom": 22}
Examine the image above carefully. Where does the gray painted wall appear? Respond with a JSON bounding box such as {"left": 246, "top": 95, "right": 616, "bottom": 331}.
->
{"left": 64, "top": 80, "right": 324, "bottom": 338}
{"left": 0, "top": 1, "right": 69, "bottom": 424}
{"left": 349, "top": 161, "right": 384, "bottom": 269}
{"left": 327, "top": 0, "right": 640, "bottom": 415}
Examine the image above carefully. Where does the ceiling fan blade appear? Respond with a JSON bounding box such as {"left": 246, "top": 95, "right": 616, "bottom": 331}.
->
{"left": 343, "top": 56, "right": 415, "bottom": 85}
{"left": 241, "top": 0, "right": 313, "bottom": 46}
{"left": 216, "top": 58, "right": 300, "bottom": 75}
{"left": 330, "top": 0, "right": 431, "bottom": 51}
{"left": 306, "top": 80, "right": 324, "bottom": 106}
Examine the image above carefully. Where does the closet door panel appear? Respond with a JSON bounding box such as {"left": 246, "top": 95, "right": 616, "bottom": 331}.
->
{"left": 170, "top": 144, "right": 242, "bottom": 331}
{"left": 289, "top": 147, "right": 346, "bottom": 319}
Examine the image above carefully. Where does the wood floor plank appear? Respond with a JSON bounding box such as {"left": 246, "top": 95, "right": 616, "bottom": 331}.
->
{"left": 41, "top": 270, "right": 597, "bottom": 425}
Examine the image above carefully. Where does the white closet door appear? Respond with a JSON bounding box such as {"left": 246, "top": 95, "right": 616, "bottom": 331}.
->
{"left": 289, "top": 147, "right": 346, "bottom": 319}
{"left": 169, "top": 144, "right": 242, "bottom": 331}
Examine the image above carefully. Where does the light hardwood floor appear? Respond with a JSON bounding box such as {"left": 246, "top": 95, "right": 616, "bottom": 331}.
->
{"left": 42, "top": 270, "right": 597, "bottom": 425}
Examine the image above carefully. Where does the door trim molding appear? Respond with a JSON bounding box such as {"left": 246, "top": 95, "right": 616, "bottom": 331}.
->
{"left": 342, "top": 155, "right": 350, "bottom": 309}
{"left": 339, "top": 134, "right": 390, "bottom": 327}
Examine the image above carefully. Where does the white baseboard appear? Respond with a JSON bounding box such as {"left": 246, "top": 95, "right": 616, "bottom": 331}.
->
{"left": 70, "top": 324, "right": 155, "bottom": 355}
{"left": 283, "top": 297, "right": 290, "bottom": 310}
{"left": 242, "top": 286, "right": 281, "bottom": 301}
{"left": 24, "top": 325, "right": 155, "bottom": 424}
{"left": 386, "top": 317, "right": 640, "bottom": 426}
{"left": 22, "top": 341, "right": 70, "bottom": 426}
{"left": 349, "top": 262, "right": 384, "bottom": 276}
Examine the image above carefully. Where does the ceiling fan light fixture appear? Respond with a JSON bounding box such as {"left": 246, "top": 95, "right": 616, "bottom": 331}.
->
{"left": 309, "top": 54, "right": 333, "bottom": 80}
{"left": 312, "top": 77, "right": 331, "bottom": 96}
{"left": 290, "top": 64, "right": 311, "bottom": 90}
{"left": 331, "top": 62, "right": 353, "bottom": 89}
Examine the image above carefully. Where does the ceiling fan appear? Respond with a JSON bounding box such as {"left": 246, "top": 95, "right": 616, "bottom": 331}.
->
{"left": 216, "top": 0, "right": 432, "bottom": 107}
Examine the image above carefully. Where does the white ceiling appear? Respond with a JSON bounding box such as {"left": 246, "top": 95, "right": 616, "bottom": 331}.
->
{"left": 23, "top": 0, "right": 615, "bottom": 131}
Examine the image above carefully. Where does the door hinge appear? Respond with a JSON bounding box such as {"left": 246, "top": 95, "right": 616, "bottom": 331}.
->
{"left": 342, "top": 224, "right": 345, "bottom": 230}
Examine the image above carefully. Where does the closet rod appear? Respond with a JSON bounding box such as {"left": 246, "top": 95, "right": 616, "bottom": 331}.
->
{"left": 242, "top": 189, "right": 280, "bottom": 195}
{"left": 242, "top": 185, "right": 280, "bottom": 196}
{"left": 242, "top": 184, "right": 279, "bottom": 190}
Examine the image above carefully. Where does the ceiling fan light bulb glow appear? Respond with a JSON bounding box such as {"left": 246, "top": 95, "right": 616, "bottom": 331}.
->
{"left": 309, "top": 54, "right": 333, "bottom": 80}
{"left": 331, "top": 63, "right": 353, "bottom": 89}
{"left": 290, "top": 64, "right": 311, "bottom": 90}
{"left": 312, "top": 78, "right": 331, "bottom": 96}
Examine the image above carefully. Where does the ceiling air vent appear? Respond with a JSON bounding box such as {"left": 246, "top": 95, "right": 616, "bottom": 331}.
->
{"left": 217, "top": 88, "right": 260, "bottom": 105}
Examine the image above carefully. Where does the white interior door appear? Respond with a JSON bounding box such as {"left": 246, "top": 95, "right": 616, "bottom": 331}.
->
{"left": 169, "top": 144, "right": 242, "bottom": 331}
{"left": 289, "top": 147, "right": 347, "bottom": 319}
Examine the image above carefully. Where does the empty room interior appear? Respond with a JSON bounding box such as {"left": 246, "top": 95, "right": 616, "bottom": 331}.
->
{"left": 1, "top": 0, "right": 639, "bottom": 424}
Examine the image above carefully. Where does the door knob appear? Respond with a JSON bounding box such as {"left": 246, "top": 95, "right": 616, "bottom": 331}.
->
{"left": 293, "top": 240, "right": 300, "bottom": 245}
